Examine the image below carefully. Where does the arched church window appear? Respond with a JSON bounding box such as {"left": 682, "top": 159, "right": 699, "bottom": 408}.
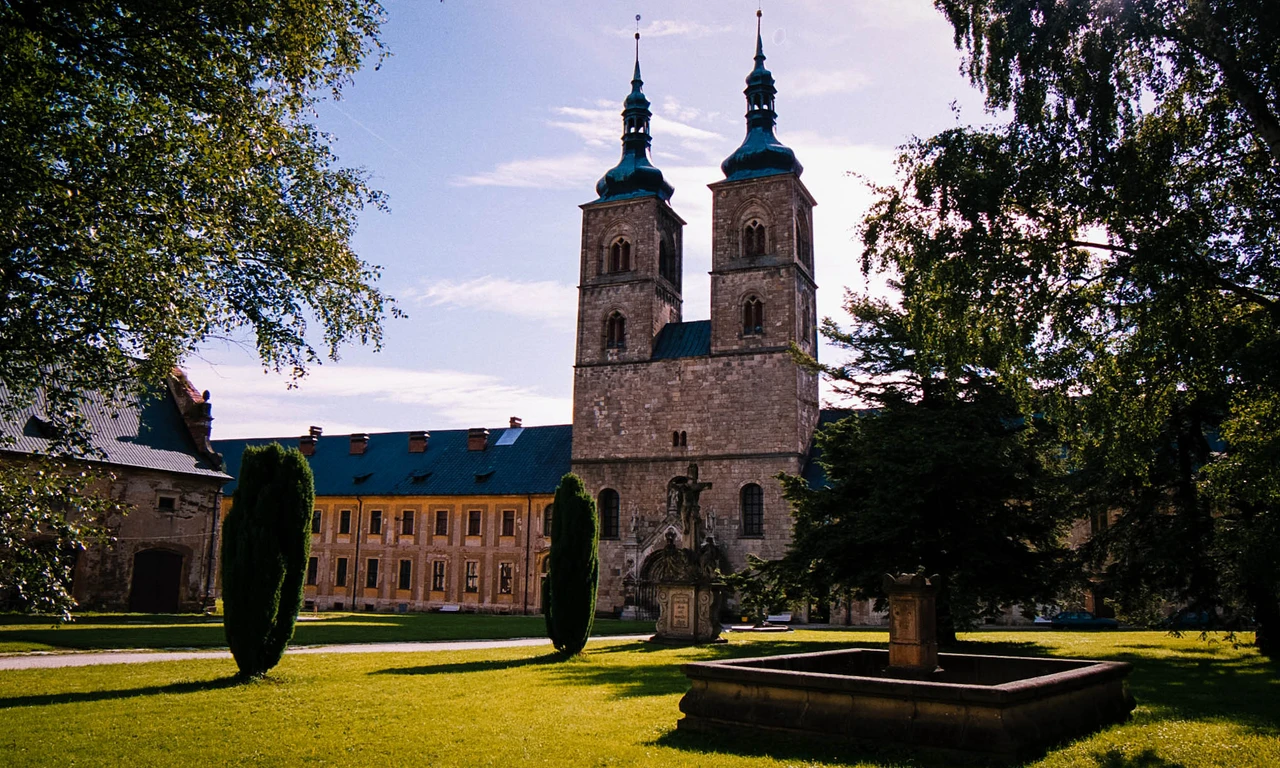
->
{"left": 605, "top": 312, "right": 627, "bottom": 350}
{"left": 741, "top": 484, "right": 764, "bottom": 537}
{"left": 659, "top": 237, "right": 676, "bottom": 284}
{"left": 743, "top": 220, "right": 766, "bottom": 258}
{"left": 609, "top": 237, "right": 632, "bottom": 272}
{"left": 795, "top": 218, "right": 812, "bottom": 270}
{"left": 680, "top": 431, "right": 687, "bottom": 447}
{"left": 599, "top": 489, "right": 621, "bottom": 540}
{"left": 742, "top": 296, "right": 764, "bottom": 336}
{"left": 543, "top": 503, "right": 553, "bottom": 536}
{"left": 672, "top": 431, "right": 680, "bottom": 447}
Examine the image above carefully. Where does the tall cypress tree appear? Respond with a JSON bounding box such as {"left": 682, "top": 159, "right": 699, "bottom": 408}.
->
{"left": 546, "top": 473, "right": 599, "bottom": 655}
{"left": 221, "top": 443, "right": 314, "bottom": 678}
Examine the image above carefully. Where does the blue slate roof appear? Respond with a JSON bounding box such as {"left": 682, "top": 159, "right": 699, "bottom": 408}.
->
{"left": 651, "top": 320, "right": 711, "bottom": 360}
{"left": 0, "top": 386, "right": 230, "bottom": 480}
{"left": 213, "top": 424, "right": 573, "bottom": 497}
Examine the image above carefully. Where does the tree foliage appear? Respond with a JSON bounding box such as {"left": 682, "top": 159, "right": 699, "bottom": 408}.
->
{"left": 857, "top": 1, "right": 1278, "bottom": 652}
{"left": 782, "top": 293, "right": 1076, "bottom": 641}
{"left": 0, "top": 0, "right": 396, "bottom": 447}
{"left": 545, "top": 473, "right": 599, "bottom": 656}
{"left": 221, "top": 443, "right": 314, "bottom": 678}
{"left": 0, "top": 460, "right": 118, "bottom": 620}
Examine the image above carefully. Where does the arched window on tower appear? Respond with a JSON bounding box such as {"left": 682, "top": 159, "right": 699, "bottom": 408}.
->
{"left": 741, "top": 484, "right": 764, "bottom": 537}
{"left": 659, "top": 237, "right": 676, "bottom": 284}
{"left": 609, "top": 237, "right": 632, "bottom": 272}
{"left": 599, "top": 489, "right": 621, "bottom": 540}
{"left": 795, "top": 218, "right": 813, "bottom": 271}
{"left": 605, "top": 312, "right": 627, "bottom": 350}
{"left": 742, "top": 296, "right": 764, "bottom": 336}
{"left": 744, "top": 220, "right": 766, "bottom": 258}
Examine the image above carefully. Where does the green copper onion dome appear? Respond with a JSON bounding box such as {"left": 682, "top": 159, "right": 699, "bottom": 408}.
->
{"left": 720, "top": 11, "right": 803, "bottom": 182}
{"left": 595, "top": 34, "right": 674, "bottom": 203}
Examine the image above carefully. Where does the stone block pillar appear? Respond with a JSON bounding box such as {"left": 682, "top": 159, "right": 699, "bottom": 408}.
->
{"left": 883, "top": 572, "right": 940, "bottom": 677}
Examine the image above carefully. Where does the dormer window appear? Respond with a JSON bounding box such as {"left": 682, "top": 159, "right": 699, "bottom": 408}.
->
{"left": 743, "top": 220, "right": 766, "bottom": 258}
{"left": 609, "top": 237, "right": 632, "bottom": 272}
{"left": 605, "top": 312, "right": 627, "bottom": 350}
{"left": 743, "top": 296, "right": 764, "bottom": 336}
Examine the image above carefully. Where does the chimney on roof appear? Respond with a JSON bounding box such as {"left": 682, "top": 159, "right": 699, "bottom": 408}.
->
{"left": 409, "top": 430, "right": 429, "bottom": 453}
{"left": 309, "top": 426, "right": 322, "bottom": 438}
{"left": 350, "top": 433, "right": 369, "bottom": 455}
{"left": 299, "top": 433, "right": 316, "bottom": 456}
{"left": 467, "top": 428, "right": 489, "bottom": 451}
{"left": 509, "top": 416, "right": 522, "bottom": 429}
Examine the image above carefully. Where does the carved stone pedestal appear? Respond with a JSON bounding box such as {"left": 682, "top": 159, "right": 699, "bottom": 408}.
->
{"left": 650, "top": 582, "right": 725, "bottom": 645}
{"left": 883, "top": 572, "right": 941, "bottom": 679}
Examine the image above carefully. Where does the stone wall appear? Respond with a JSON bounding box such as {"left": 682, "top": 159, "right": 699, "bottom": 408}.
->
{"left": 74, "top": 466, "right": 223, "bottom": 612}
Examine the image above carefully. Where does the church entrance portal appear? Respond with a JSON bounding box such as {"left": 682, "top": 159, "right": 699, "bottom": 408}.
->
{"left": 128, "top": 549, "right": 183, "bottom": 613}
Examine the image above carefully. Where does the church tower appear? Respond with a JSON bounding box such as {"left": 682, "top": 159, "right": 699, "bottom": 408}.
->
{"left": 709, "top": 11, "right": 818, "bottom": 360}
{"left": 574, "top": 35, "right": 685, "bottom": 367}
{"left": 571, "top": 18, "right": 819, "bottom": 616}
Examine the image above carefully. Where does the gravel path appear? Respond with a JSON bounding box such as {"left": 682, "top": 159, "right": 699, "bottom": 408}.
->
{"left": 0, "top": 634, "right": 648, "bottom": 671}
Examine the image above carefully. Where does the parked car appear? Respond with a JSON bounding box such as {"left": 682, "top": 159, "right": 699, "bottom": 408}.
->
{"left": 1050, "top": 611, "right": 1120, "bottom": 630}
{"left": 1162, "top": 609, "right": 1214, "bottom": 630}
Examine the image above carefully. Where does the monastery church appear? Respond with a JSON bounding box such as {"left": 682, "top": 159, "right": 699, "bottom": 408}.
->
{"left": 209, "top": 18, "right": 842, "bottom": 619}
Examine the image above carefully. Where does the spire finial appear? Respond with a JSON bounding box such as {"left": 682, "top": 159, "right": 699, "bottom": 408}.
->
{"left": 755, "top": 9, "right": 765, "bottom": 64}
{"left": 634, "top": 14, "right": 642, "bottom": 81}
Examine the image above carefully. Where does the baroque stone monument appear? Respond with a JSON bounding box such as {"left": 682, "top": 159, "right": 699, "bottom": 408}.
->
{"left": 883, "top": 572, "right": 942, "bottom": 679}
{"left": 647, "top": 463, "right": 726, "bottom": 644}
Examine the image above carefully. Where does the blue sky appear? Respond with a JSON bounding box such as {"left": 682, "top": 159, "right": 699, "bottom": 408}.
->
{"left": 192, "top": 0, "right": 989, "bottom": 438}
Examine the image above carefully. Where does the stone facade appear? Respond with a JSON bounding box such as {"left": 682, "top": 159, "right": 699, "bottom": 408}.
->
{"left": 572, "top": 166, "right": 820, "bottom": 615}
{"left": 76, "top": 466, "right": 223, "bottom": 612}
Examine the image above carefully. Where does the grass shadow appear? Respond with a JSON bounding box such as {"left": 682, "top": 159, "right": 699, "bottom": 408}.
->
{"left": 0, "top": 675, "right": 245, "bottom": 710}
{"left": 1088, "top": 747, "right": 1188, "bottom": 768}
{"left": 371, "top": 651, "right": 565, "bottom": 676}
{"left": 652, "top": 725, "right": 987, "bottom": 768}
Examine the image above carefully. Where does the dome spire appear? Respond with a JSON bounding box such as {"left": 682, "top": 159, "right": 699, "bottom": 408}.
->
{"left": 721, "top": 8, "right": 804, "bottom": 181}
{"left": 594, "top": 17, "right": 675, "bottom": 203}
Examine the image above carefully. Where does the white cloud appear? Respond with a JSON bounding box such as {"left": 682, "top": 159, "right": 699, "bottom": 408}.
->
{"left": 450, "top": 153, "right": 601, "bottom": 189}
{"left": 400, "top": 276, "right": 576, "bottom": 325}
{"left": 200, "top": 364, "right": 572, "bottom": 438}
{"left": 609, "top": 20, "right": 732, "bottom": 39}
{"left": 788, "top": 69, "right": 870, "bottom": 98}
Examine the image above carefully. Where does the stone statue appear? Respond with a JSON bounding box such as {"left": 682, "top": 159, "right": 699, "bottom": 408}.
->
{"left": 673, "top": 462, "right": 712, "bottom": 551}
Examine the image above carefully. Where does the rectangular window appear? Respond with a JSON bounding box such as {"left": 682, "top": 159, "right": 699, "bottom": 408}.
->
{"left": 501, "top": 510, "right": 515, "bottom": 537}
{"left": 435, "top": 510, "right": 449, "bottom": 536}
{"left": 398, "top": 559, "right": 412, "bottom": 591}
{"left": 311, "top": 510, "right": 322, "bottom": 534}
{"left": 499, "top": 563, "right": 513, "bottom": 595}
{"left": 369, "top": 510, "right": 383, "bottom": 535}
{"left": 157, "top": 495, "right": 176, "bottom": 512}
{"left": 335, "top": 557, "right": 348, "bottom": 587}
{"left": 339, "top": 510, "right": 352, "bottom": 534}
{"left": 467, "top": 510, "right": 482, "bottom": 537}
{"left": 366, "top": 559, "right": 379, "bottom": 589}
{"left": 306, "top": 557, "right": 318, "bottom": 586}
{"left": 464, "top": 561, "right": 478, "bottom": 593}
{"left": 432, "top": 560, "right": 446, "bottom": 592}
{"left": 401, "top": 511, "right": 414, "bottom": 536}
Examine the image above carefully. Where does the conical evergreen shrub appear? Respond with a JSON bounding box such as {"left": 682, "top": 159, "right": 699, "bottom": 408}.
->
{"left": 546, "top": 473, "right": 599, "bottom": 655}
{"left": 221, "top": 443, "right": 314, "bottom": 678}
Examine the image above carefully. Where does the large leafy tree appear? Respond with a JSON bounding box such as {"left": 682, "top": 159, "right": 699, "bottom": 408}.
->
{"left": 1, "top": 0, "right": 396, "bottom": 443}
{"left": 221, "top": 443, "right": 314, "bottom": 679}
{"left": 0, "top": 1, "right": 393, "bottom": 616}
{"left": 780, "top": 296, "right": 1076, "bottom": 643}
{"left": 858, "top": 1, "right": 1278, "bottom": 652}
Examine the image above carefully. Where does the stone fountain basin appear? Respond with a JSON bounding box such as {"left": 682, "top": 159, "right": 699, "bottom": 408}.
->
{"left": 678, "top": 648, "right": 1134, "bottom": 762}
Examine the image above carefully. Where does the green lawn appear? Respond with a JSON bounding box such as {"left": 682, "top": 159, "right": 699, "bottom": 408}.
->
{"left": 0, "top": 630, "right": 1274, "bottom": 767}
{"left": 0, "top": 612, "right": 655, "bottom": 653}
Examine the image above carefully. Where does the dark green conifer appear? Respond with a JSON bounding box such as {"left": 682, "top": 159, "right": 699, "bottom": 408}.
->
{"left": 221, "top": 443, "right": 314, "bottom": 678}
{"left": 545, "top": 473, "right": 599, "bottom": 655}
